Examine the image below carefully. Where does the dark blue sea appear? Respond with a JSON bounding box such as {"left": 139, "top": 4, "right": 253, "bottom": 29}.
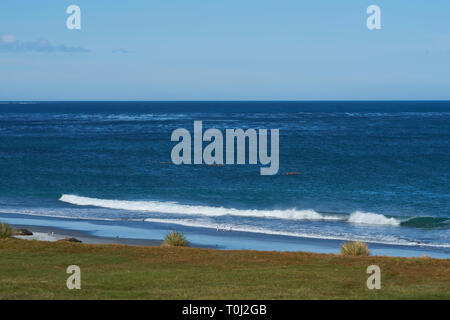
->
{"left": 0, "top": 101, "right": 449, "bottom": 257}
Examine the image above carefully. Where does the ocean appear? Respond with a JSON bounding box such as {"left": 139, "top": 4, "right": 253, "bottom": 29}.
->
{"left": 0, "top": 101, "right": 449, "bottom": 257}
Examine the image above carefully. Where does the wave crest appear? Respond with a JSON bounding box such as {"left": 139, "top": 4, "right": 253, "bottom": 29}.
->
{"left": 59, "top": 195, "right": 406, "bottom": 227}
{"left": 348, "top": 211, "right": 400, "bottom": 226}
{"left": 59, "top": 194, "right": 342, "bottom": 221}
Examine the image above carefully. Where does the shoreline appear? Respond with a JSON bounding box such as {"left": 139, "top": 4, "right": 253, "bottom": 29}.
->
{"left": 10, "top": 224, "right": 164, "bottom": 247}
{"left": 1, "top": 211, "right": 449, "bottom": 259}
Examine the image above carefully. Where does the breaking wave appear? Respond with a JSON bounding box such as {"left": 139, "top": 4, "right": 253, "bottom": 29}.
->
{"left": 60, "top": 194, "right": 342, "bottom": 221}
{"left": 348, "top": 211, "right": 401, "bottom": 226}
{"left": 60, "top": 194, "right": 407, "bottom": 227}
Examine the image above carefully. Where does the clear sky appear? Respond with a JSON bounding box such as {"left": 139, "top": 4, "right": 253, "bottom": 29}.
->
{"left": 1, "top": 0, "right": 449, "bottom": 100}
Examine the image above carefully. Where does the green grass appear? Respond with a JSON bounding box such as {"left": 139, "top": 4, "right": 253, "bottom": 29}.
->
{"left": 163, "top": 231, "right": 188, "bottom": 247}
{"left": 340, "top": 241, "right": 370, "bottom": 256}
{"left": 0, "top": 223, "right": 13, "bottom": 239}
{"left": 0, "top": 238, "right": 449, "bottom": 299}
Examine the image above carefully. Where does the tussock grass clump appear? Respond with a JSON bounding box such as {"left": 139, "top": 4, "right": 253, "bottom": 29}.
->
{"left": 0, "top": 223, "right": 13, "bottom": 239}
{"left": 163, "top": 231, "right": 188, "bottom": 247}
{"left": 340, "top": 241, "right": 370, "bottom": 256}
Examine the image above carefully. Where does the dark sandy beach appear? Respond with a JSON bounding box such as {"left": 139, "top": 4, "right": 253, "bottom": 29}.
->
{"left": 11, "top": 224, "right": 163, "bottom": 246}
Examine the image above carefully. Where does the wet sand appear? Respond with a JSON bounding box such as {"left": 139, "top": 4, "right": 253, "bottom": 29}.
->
{"left": 11, "top": 224, "right": 163, "bottom": 246}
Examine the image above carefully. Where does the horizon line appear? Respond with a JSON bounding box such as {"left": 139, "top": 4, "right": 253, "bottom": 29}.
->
{"left": 2, "top": 99, "right": 450, "bottom": 103}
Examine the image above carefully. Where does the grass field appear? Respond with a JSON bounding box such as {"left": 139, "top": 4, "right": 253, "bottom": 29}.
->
{"left": 0, "top": 238, "right": 449, "bottom": 299}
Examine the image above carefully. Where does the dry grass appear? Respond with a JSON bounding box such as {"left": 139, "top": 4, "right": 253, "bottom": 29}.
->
{"left": 163, "top": 231, "right": 188, "bottom": 247}
{"left": 340, "top": 241, "right": 370, "bottom": 256}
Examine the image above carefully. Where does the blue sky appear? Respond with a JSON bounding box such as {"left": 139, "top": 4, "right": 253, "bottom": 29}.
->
{"left": 1, "top": 0, "right": 449, "bottom": 100}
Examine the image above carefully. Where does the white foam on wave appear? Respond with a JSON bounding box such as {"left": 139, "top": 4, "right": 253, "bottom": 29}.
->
{"left": 59, "top": 195, "right": 405, "bottom": 227}
{"left": 59, "top": 194, "right": 343, "bottom": 221}
{"left": 0, "top": 208, "right": 116, "bottom": 221}
{"left": 348, "top": 211, "right": 401, "bottom": 226}
{"left": 143, "top": 217, "right": 390, "bottom": 243}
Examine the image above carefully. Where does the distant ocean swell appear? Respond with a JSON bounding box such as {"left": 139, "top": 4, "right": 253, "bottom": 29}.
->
{"left": 59, "top": 194, "right": 449, "bottom": 228}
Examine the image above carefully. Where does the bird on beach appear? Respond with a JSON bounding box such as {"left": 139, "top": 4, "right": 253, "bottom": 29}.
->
{"left": 215, "top": 225, "right": 233, "bottom": 234}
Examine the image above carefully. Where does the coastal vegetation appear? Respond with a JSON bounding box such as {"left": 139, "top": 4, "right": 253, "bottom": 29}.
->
{"left": 163, "top": 231, "right": 188, "bottom": 247}
{"left": 0, "top": 223, "right": 13, "bottom": 239}
{"left": 340, "top": 241, "right": 370, "bottom": 256}
{"left": 0, "top": 238, "right": 449, "bottom": 299}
